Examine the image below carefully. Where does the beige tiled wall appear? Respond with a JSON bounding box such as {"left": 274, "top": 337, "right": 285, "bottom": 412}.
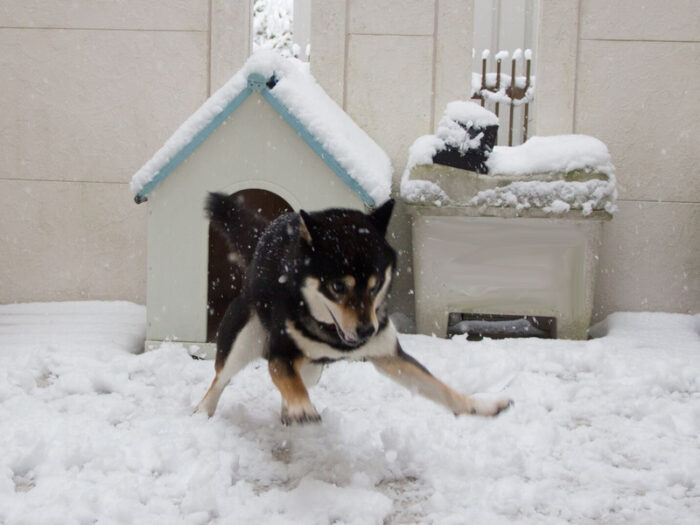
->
{"left": 1, "top": 29, "right": 208, "bottom": 184}
{"left": 575, "top": 40, "right": 699, "bottom": 204}
{"left": 593, "top": 201, "right": 700, "bottom": 318}
{"left": 579, "top": 0, "right": 699, "bottom": 42}
{"left": 0, "top": 0, "right": 209, "bottom": 30}
{"left": 346, "top": 34, "right": 434, "bottom": 165}
{"left": 0, "top": 180, "right": 147, "bottom": 302}
{"left": 574, "top": 0, "right": 700, "bottom": 318}
{"left": 348, "top": 0, "right": 434, "bottom": 35}
{"left": 532, "top": 0, "right": 580, "bottom": 136}
{"left": 309, "top": 0, "right": 346, "bottom": 105}
{"left": 0, "top": 0, "right": 248, "bottom": 305}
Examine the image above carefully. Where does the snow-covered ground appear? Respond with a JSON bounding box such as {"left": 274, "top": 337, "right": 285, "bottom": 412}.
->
{"left": 1, "top": 302, "right": 698, "bottom": 524}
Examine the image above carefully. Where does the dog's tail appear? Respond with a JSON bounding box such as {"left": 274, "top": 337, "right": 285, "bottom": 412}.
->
{"left": 205, "top": 192, "right": 270, "bottom": 266}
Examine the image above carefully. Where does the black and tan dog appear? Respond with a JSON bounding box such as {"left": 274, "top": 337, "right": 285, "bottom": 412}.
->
{"left": 196, "top": 194, "right": 511, "bottom": 424}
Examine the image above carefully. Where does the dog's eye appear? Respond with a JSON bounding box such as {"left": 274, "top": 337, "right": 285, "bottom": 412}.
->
{"left": 368, "top": 275, "right": 384, "bottom": 294}
{"left": 330, "top": 280, "right": 347, "bottom": 295}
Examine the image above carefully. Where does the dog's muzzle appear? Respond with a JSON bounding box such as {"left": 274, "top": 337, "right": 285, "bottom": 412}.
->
{"left": 326, "top": 307, "right": 375, "bottom": 348}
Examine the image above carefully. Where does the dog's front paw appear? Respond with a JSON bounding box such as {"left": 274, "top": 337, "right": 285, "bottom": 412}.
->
{"left": 281, "top": 401, "right": 321, "bottom": 425}
{"left": 456, "top": 395, "right": 513, "bottom": 417}
{"left": 481, "top": 397, "right": 513, "bottom": 417}
{"left": 193, "top": 399, "right": 216, "bottom": 418}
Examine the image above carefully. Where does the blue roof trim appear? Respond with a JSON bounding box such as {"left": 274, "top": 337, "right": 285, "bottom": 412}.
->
{"left": 259, "top": 86, "right": 375, "bottom": 207}
{"left": 134, "top": 84, "right": 254, "bottom": 203}
{"left": 134, "top": 72, "right": 375, "bottom": 207}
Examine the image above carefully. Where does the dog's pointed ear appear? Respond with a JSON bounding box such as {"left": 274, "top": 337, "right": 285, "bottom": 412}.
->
{"left": 369, "top": 199, "right": 394, "bottom": 236}
{"left": 298, "top": 210, "right": 313, "bottom": 245}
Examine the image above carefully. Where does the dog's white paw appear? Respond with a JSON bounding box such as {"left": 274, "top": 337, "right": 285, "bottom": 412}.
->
{"left": 193, "top": 399, "right": 216, "bottom": 418}
{"left": 456, "top": 395, "right": 513, "bottom": 417}
{"left": 281, "top": 400, "right": 321, "bottom": 426}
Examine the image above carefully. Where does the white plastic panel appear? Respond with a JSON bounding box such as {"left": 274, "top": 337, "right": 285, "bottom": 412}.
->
{"left": 412, "top": 215, "right": 602, "bottom": 339}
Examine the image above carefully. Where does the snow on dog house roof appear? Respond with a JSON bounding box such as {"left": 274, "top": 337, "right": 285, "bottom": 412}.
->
{"left": 130, "top": 51, "right": 392, "bottom": 206}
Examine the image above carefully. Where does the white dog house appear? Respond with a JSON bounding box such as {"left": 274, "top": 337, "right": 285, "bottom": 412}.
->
{"left": 130, "top": 51, "right": 392, "bottom": 355}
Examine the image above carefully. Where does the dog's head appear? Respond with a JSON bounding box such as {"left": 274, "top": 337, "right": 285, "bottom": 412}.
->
{"left": 298, "top": 199, "right": 396, "bottom": 348}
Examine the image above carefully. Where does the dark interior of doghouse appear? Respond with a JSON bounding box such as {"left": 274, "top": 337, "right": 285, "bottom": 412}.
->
{"left": 447, "top": 313, "right": 556, "bottom": 340}
{"left": 207, "top": 189, "right": 292, "bottom": 342}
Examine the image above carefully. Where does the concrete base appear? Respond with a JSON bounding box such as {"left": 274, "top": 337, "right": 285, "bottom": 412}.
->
{"left": 410, "top": 207, "right": 609, "bottom": 340}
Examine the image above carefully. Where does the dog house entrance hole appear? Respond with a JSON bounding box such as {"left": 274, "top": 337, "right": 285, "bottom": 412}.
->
{"left": 207, "top": 189, "right": 292, "bottom": 342}
{"left": 447, "top": 313, "right": 556, "bottom": 340}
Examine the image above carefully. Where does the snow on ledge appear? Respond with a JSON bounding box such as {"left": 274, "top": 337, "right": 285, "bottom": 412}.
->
{"left": 401, "top": 127, "right": 617, "bottom": 215}
{"left": 486, "top": 135, "right": 615, "bottom": 177}
{"left": 400, "top": 135, "right": 451, "bottom": 205}
{"left": 470, "top": 176, "right": 618, "bottom": 215}
{"left": 130, "top": 50, "right": 392, "bottom": 205}
{"left": 474, "top": 135, "right": 617, "bottom": 214}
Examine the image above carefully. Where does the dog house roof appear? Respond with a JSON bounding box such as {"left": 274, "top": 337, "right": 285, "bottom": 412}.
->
{"left": 130, "top": 51, "right": 392, "bottom": 206}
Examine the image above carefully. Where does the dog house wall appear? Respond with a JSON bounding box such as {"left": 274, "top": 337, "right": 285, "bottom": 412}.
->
{"left": 145, "top": 90, "right": 366, "bottom": 347}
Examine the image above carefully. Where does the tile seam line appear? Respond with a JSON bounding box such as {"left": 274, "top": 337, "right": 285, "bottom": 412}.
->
{"left": 206, "top": 0, "right": 212, "bottom": 96}
{"left": 430, "top": 0, "right": 438, "bottom": 131}
{"left": 580, "top": 37, "right": 699, "bottom": 44}
{"left": 342, "top": 0, "right": 350, "bottom": 110}
{"left": 617, "top": 198, "right": 700, "bottom": 205}
{"left": 0, "top": 26, "right": 208, "bottom": 33}
{"left": 348, "top": 32, "right": 434, "bottom": 37}
{"left": 0, "top": 178, "right": 130, "bottom": 185}
{"left": 572, "top": 0, "right": 582, "bottom": 134}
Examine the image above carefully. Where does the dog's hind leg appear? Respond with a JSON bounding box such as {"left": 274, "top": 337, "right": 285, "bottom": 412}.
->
{"left": 370, "top": 345, "right": 511, "bottom": 417}
{"left": 195, "top": 298, "right": 265, "bottom": 417}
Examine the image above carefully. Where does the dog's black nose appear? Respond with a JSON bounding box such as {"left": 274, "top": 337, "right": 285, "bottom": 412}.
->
{"left": 356, "top": 324, "right": 375, "bottom": 340}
